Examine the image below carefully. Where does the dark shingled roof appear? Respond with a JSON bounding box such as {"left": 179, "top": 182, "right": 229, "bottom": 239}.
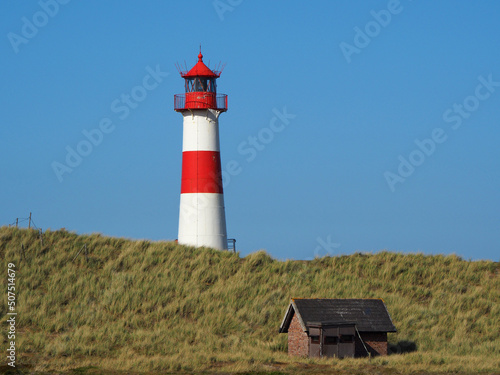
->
{"left": 279, "top": 298, "right": 397, "bottom": 333}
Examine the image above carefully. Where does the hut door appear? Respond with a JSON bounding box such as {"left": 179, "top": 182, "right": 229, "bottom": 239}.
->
{"left": 338, "top": 326, "right": 355, "bottom": 358}
{"left": 323, "top": 335, "right": 339, "bottom": 357}
{"left": 308, "top": 328, "right": 321, "bottom": 357}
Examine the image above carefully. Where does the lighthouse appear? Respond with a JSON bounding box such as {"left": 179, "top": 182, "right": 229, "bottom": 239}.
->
{"left": 174, "top": 51, "right": 228, "bottom": 250}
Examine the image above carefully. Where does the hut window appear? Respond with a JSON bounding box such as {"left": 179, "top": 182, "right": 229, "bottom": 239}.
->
{"left": 324, "top": 336, "right": 338, "bottom": 345}
{"left": 339, "top": 335, "right": 354, "bottom": 343}
{"left": 310, "top": 336, "right": 320, "bottom": 344}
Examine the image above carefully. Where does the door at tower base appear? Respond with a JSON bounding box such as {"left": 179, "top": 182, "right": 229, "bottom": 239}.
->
{"left": 178, "top": 193, "right": 228, "bottom": 250}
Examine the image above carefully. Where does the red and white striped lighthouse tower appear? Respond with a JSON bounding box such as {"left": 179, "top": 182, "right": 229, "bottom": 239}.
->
{"left": 174, "top": 51, "right": 228, "bottom": 250}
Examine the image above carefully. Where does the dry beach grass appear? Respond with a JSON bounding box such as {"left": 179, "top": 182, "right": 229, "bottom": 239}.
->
{"left": 0, "top": 226, "right": 498, "bottom": 374}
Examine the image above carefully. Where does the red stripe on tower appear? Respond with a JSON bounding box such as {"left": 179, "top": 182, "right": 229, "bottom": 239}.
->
{"left": 181, "top": 151, "right": 223, "bottom": 194}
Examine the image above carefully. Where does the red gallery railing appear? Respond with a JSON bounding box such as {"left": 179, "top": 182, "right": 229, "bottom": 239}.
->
{"left": 174, "top": 94, "right": 227, "bottom": 112}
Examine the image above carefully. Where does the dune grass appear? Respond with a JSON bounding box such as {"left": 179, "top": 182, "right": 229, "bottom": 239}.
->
{"left": 0, "top": 226, "right": 498, "bottom": 374}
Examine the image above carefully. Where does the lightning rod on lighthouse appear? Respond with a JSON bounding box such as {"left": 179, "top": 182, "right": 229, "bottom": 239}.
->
{"left": 174, "top": 50, "right": 228, "bottom": 250}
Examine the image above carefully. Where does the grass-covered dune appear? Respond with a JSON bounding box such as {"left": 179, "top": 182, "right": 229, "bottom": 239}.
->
{"left": 0, "top": 226, "right": 499, "bottom": 374}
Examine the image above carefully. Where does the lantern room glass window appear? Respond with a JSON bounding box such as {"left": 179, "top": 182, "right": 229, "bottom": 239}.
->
{"left": 185, "top": 78, "right": 216, "bottom": 93}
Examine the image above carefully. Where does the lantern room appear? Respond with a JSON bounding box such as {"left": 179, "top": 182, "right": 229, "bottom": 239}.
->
{"left": 174, "top": 51, "right": 227, "bottom": 112}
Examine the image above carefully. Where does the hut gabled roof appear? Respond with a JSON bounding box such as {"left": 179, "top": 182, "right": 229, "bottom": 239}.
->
{"left": 279, "top": 298, "right": 397, "bottom": 333}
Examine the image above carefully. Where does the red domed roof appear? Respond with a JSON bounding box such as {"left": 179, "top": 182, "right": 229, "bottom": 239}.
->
{"left": 181, "top": 52, "right": 220, "bottom": 78}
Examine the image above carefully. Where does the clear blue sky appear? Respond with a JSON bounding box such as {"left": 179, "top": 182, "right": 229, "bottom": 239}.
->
{"left": 1, "top": 1, "right": 499, "bottom": 261}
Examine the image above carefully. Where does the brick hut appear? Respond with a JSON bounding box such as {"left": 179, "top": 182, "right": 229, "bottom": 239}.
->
{"left": 279, "top": 298, "right": 396, "bottom": 358}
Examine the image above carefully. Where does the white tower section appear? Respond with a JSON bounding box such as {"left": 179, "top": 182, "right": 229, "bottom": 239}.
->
{"left": 178, "top": 109, "right": 227, "bottom": 250}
